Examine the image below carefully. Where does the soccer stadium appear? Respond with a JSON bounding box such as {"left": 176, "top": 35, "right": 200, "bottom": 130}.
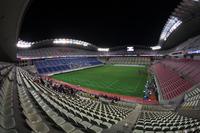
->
{"left": 0, "top": 0, "right": 200, "bottom": 133}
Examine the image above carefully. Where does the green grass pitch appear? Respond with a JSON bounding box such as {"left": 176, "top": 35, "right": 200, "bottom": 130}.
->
{"left": 51, "top": 65, "right": 148, "bottom": 97}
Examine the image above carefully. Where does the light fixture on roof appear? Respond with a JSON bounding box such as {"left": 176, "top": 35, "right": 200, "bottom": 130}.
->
{"left": 53, "top": 39, "right": 67, "bottom": 44}
{"left": 151, "top": 45, "right": 161, "bottom": 50}
{"left": 17, "top": 40, "right": 33, "bottom": 48}
{"left": 53, "top": 38, "right": 90, "bottom": 47}
{"left": 127, "top": 46, "right": 134, "bottom": 52}
{"left": 160, "top": 16, "right": 182, "bottom": 41}
{"left": 97, "top": 48, "right": 110, "bottom": 52}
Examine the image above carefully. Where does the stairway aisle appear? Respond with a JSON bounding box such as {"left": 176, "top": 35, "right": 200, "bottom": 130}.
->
{"left": 103, "top": 104, "right": 142, "bottom": 133}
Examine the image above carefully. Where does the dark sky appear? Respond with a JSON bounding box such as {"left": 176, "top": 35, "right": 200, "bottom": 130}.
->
{"left": 20, "top": 0, "right": 181, "bottom": 47}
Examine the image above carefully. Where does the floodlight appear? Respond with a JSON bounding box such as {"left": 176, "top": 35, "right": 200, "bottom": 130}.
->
{"left": 127, "top": 46, "right": 134, "bottom": 52}
{"left": 17, "top": 40, "right": 32, "bottom": 48}
{"left": 160, "top": 16, "right": 182, "bottom": 41}
{"left": 97, "top": 48, "right": 110, "bottom": 52}
{"left": 151, "top": 46, "right": 161, "bottom": 50}
{"left": 53, "top": 38, "right": 90, "bottom": 47}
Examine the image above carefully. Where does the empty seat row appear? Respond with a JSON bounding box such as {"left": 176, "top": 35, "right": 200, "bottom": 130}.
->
{"left": 17, "top": 85, "right": 50, "bottom": 133}
{"left": 19, "top": 70, "right": 85, "bottom": 133}
{"left": 17, "top": 47, "right": 97, "bottom": 59}
{"left": 108, "top": 57, "right": 151, "bottom": 65}
{"left": 161, "top": 59, "right": 200, "bottom": 85}
{"left": 17, "top": 67, "right": 132, "bottom": 132}
{"left": 133, "top": 111, "right": 200, "bottom": 133}
{"left": 181, "top": 87, "right": 200, "bottom": 109}
{"left": 0, "top": 70, "right": 17, "bottom": 133}
{"left": 34, "top": 57, "right": 102, "bottom": 75}
{"left": 151, "top": 63, "right": 192, "bottom": 100}
{"left": 21, "top": 68, "right": 131, "bottom": 120}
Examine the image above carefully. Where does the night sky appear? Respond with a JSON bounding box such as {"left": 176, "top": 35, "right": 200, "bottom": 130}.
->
{"left": 20, "top": 0, "right": 181, "bottom": 47}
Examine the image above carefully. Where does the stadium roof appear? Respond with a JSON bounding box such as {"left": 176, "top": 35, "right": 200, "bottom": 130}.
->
{"left": 1, "top": 0, "right": 199, "bottom": 62}
{"left": 16, "top": 39, "right": 151, "bottom": 52}
{"left": 159, "top": 0, "right": 200, "bottom": 49}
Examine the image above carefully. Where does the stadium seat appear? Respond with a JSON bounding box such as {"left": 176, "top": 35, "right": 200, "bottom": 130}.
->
{"left": 34, "top": 57, "right": 103, "bottom": 75}
{"left": 26, "top": 120, "right": 50, "bottom": 133}
{"left": 151, "top": 63, "right": 192, "bottom": 100}
{"left": 60, "top": 122, "right": 75, "bottom": 133}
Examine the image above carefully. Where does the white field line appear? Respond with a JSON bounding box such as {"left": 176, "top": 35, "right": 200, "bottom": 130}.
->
{"left": 135, "top": 78, "right": 142, "bottom": 91}
{"left": 113, "top": 64, "right": 146, "bottom": 67}
{"left": 107, "top": 80, "right": 119, "bottom": 88}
